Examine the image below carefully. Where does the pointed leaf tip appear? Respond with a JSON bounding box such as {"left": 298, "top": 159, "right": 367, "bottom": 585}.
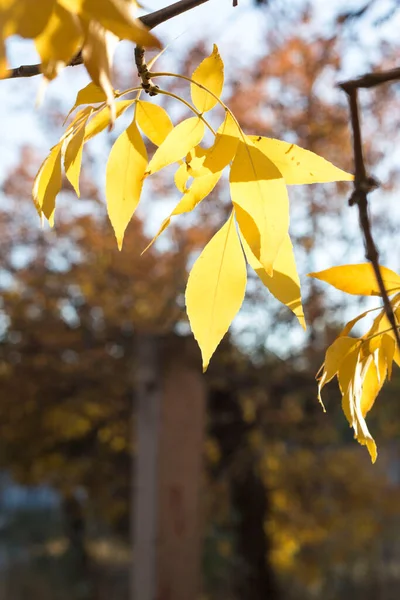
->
{"left": 186, "top": 212, "right": 247, "bottom": 370}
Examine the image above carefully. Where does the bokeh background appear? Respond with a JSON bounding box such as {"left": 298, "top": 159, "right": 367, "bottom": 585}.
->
{"left": 0, "top": 1, "right": 400, "bottom": 599}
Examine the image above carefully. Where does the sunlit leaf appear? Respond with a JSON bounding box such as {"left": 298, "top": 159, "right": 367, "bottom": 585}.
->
{"left": 186, "top": 211, "right": 247, "bottom": 371}
{"left": 146, "top": 117, "right": 205, "bottom": 175}
{"left": 63, "top": 111, "right": 92, "bottom": 196}
{"left": 84, "top": 99, "right": 135, "bottom": 140}
{"left": 4, "top": 0, "right": 55, "bottom": 39}
{"left": 174, "top": 163, "right": 190, "bottom": 193}
{"left": 106, "top": 117, "right": 148, "bottom": 249}
{"left": 58, "top": 0, "right": 161, "bottom": 48}
{"left": 250, "top": 136, "right": 354, "bottom": 184}
{"left": 64, "top": 82, "right": 108, "bottom": 123}
{"left": 230, "top": 136, "right": 288, "bottom": 275}
{"left": 241, "top": 232, "right": 305, "bottom": 329}
{"left": 338, "top": 347, "right": 377, "bottom": 463}
{"left": 136, "top": 100, "right": 174, "bottom": 146}
{"left": 81, "top": 19, "right": 117, "bottom": 127}
{"left": 32, "top": 143, "right": 62, "bottom": 224}
{"left": 191, "top": 44, "right": 224, "bottom": 113}
{"left": 309, "top": 264, "right": 400, "bottom": 296}
{"left": 144, "top": 170, "right": 222, "bottom": 252}
{"left": 35, "top": 3, "right": 82, "bottom": 80}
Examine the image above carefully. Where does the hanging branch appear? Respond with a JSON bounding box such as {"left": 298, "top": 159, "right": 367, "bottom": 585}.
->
{"left": 339, "top": 68, "right": 400, "bottom": 349}
{"left": 1, "top": 0, "right": 213, "bottom": 80}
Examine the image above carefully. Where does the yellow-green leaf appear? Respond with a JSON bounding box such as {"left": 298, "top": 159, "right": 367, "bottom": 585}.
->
{"left": 186, "top": 211, "right": 247, "bottom": 371}
{"left": 309, "top": 264, "right": 400, "bottom": 296}
{"left": 106, "top": 118, "right": 148, "bottom": 249}
{"left": 32, "top": 143, "right": 62, "bottom": 224}
{"left": 230, "top": 136, "right": 288, "bottom": 275}
{"left": 136, "top": 100, "right": 174, "bottom": 146}
{"left": 241, "top": 233, "right": 305, "bottom": 330}
{"left": 35, "top": 3, "right": 82, "bottom": 80}
{"left": 191, "top": 44, "right": 224, "bottom": 113}
{"left": 250, "top": 136, "right": 354, "bottom": 184}
{"left": 146, "top": 117, "right": 205, "bottom": 176}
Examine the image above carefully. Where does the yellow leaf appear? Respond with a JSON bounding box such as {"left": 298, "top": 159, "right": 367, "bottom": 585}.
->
{"left": 174, "top": 163, "right": 190, "bottom": 193}
{"left": 106, "top": 118, "right": 148, "bottom": 249}
{"left": 338, "top": 348, "right": 377, "bottom": 463}
{"left": 146, "top": 117, "right": 205, "bottom": 175}
{"left": 32, "top": 143, "right": 62, "bottom": 224}
{"left": 381, "top": 334, "right": 395, "bottom": 379}
{"left": 339, "top": 307, "right": 381, "bottom": 337}
{"left": 250, "top": 136, "right": 354, "bottom": 184}
{"left": 144, "top": 170, "right": 223, "bottom": 252}
{"left": 230, "top": 136, "right": 288, "bottom": 275}
{"left": 241, "top": 233, "right": 305, "bottom": 330}
{"left": 309, "top": 264, "right": 400, "bottom": 296}
{"left": 201, "top": 111, "right": 240, "bottom": 173}
{"left": 136, "top": 100, "right": 173, "bottom": 146}
{"left": 63, "top": 111, "right": 92, "bottom": 196}
{"left": 318, "top": 336, "right": 360, "bottom": 406}
{"left": 186, "top": 212, "right": 247, "bottom": 371}
{"left": 35, "top": 3, "right": 82, "bottom": 80}
{"left": 191, "top": 44, "right": 224, "bottom": 113}
{"left": 64, "top": 82, "right": 108, "bottom": 123}
{"left": 3, "top": 0, "right": 55, "bottom": 39}
{"left": 59, "top": 0, "right": 161, "bottom": 48}
{"left": 84, "top": 99, "right": 135, "bottom": 140}
{"left": 81, "top": 19, "right": 117, "bottom": 127}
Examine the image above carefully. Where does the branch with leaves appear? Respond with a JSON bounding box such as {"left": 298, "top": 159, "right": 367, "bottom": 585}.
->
{"left": 1, "top": 0, "right": 399, "bottom": 463}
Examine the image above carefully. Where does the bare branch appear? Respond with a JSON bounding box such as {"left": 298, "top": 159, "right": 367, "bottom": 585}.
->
{"left": 339, "top": 66, "right": 400, "bottom": 92}
{"left": 341, "top": 85, "right": 400, "bottom": 350}
{"left": 1, "top": 0, "right": 212, "bottom": 80}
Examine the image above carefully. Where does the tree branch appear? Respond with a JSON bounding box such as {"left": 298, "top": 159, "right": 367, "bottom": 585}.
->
{"left": 1, "top": 0, "right": 212, "bottom": 80}
{"left": 339, "top": 78, "right": 400, "bottom": 350}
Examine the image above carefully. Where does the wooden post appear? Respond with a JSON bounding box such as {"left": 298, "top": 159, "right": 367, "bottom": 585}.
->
{"left": 133, "top": 335, "right": 206, "bottom": 600}
{"left": 133, "top": 334, "right": 161, "bottom": 600}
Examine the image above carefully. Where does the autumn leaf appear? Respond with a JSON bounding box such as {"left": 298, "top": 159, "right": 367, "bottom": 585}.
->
{"left": 191, "top": 44, "right": 224, "bottom": 113}
{"left": 32, "top": 143, "right": 62, "bottom": 225}
{"left": 241, "top": 232, "right": 305, "bottom": 330}
{"left": 63, "top": 110, "right": 92, "bottom": 196}
{"left": 249, "top": 136, "right": 353, "bottom": 184}
{"left": 146, "top": 117, "right": 205, "bottom": 175}
{"left": 338, "top": 348, "right": 377, "bottom": 463}
{"left": 106, "top": 117, "right": 148, "bottom": 249}
{"left": 84, "top": 99, "right": 135, "bottom": 140}
{"left": 81, "top": 19, "right": 118, "bottom": 127}
{"left": 136, "top": 100, "right": 174, "bottom": 147}
{"left": 35, "top": 3, "right": 82, "bottom": 80}
{"left": 309, "top": 264, "right": 400, "bottom": 296}
{"left": 186, "top": 211, "right": 247, "bottom": 371}
{"left": 230, "top": 136, "right": 288, "bottom": 275}
{"left": 64, "top": 82, "right": 108, "bottom": 123}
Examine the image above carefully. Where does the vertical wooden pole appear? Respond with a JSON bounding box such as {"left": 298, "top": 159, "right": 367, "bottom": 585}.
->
{"left": 133, "top": 334, "right": 161, "bottom": 600}
{"left": 133, "top": 335, "right": 206, "bottom": 600}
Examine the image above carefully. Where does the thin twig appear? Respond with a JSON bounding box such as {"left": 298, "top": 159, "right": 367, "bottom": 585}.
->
{"left": 341, "top": 85, "right": 400, "bottom": 350}
{"left": 1, "top": 0, "right": 212, "bottom": 80}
